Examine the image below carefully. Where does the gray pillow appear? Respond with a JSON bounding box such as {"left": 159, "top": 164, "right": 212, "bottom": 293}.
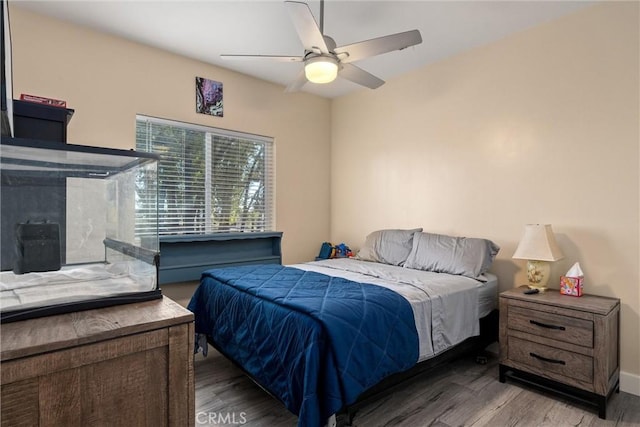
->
{"left": 356, "top": 228, "right": 423, "bottom": 266}
{"left": 404, "top": 232, "right": 500, "bottom": 279}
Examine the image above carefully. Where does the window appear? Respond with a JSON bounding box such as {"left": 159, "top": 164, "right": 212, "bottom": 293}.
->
{"left": 135, "top": 115, "right": 274, "bottom": 236}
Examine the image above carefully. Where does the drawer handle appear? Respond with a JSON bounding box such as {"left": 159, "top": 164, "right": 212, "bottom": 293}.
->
{"left": 530, "top": 352, "right": 566, "bottom": 365}
{"left": 529, "top": 320, "right": 566, "bottom": 331}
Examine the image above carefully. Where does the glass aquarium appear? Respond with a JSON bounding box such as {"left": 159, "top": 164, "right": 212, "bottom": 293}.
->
{"left": 0, "top": 138, "right": 160, "bottom": 322}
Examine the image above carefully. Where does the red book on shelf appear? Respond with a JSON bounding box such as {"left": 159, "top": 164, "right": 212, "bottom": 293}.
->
{"left": 19, "top": 94, "right": 67, "bottom": 108}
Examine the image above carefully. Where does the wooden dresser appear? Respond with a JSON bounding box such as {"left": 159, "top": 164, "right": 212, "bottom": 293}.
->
{"left": 1, "top": 297, "right": 194, "bottom": 426}
{"left": 499, "top": 287, "right": 620, "bottom": 419}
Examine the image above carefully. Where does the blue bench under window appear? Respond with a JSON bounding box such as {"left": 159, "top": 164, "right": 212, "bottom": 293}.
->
{"left": 158, "top": 232, "right": 282, "bottom": 284}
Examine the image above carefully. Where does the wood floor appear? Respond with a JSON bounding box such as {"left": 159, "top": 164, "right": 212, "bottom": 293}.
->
{"left": 194, "top": 347, "right": 640, "bottom": 426}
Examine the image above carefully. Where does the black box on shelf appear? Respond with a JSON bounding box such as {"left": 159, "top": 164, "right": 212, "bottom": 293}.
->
{"left": 12, "top": 99, "right": 74, "bottom": 142}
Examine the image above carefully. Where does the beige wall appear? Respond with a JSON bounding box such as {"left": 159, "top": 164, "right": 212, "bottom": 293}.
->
{"left": 9, "top": 5, "right": 332, "bottom": 265}
{"left": 332, "top": 2, "right": 639, "bottom": 387}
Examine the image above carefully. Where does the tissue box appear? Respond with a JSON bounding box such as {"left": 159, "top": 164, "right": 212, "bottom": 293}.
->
{"left": 560, "top": 276, "right": 583, "bottom": 296}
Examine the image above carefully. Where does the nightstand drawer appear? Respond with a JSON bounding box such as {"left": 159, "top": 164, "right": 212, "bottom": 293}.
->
{"left": 508, "top": 306, "right": 593, "bottom": 348}
{"left": 508, "top": 336, "right": 593, "bottom": 384}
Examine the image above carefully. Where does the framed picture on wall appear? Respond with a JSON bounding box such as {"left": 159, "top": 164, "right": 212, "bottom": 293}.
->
{"left": 196, "top": 77, "right": 223, "bottom": 117}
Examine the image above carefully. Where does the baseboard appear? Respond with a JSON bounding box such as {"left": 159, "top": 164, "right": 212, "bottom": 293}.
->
{"left": 620, "top": 370, "right": 640, "bottom": 396}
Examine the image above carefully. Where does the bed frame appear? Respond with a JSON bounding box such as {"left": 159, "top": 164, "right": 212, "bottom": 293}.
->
{"left": 338, "top": 309, "right": 498, "bottom": 425}
{"left": 207, "top": 309, "right": 499, "bottom": 426}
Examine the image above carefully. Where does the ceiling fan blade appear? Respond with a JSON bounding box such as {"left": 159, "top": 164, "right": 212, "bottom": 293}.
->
{"left": 221, "top": 54, "right": 303, "bottom": 62}
{"left": 339, "top": 63, "right": 385, "bottom": 89}
{"left": 334, "top": 29, "right": 422, "bottom": 64}
{"left": 284, "top": 1, "right": 329, "bottom": 54}
{"left": 285, "top": 69, "right": 308, "bottom": 92}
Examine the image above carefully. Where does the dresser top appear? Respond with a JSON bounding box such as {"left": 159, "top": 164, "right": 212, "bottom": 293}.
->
{"left": 500, "top": 287, "right": 619, "bottom": 316}
{"left": 1, "top": 296, "right": 193, "bottom": 361}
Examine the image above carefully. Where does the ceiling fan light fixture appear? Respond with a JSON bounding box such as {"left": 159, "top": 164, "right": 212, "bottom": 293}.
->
{"left": 304, "top": 56, "right": 338, "bottom": 84}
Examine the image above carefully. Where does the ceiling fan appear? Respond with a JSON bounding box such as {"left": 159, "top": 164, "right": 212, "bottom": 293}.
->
{"left": 221, "top": 0, "right": 423, "bottom": 92}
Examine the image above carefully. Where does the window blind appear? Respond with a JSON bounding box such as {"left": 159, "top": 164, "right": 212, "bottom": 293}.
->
{"left": 135, "top": 115, "right": 274, "bottom": 236}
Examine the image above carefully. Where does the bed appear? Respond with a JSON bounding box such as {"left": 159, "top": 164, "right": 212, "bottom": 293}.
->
{"left": 188, "top": 229, "right": 500, "bottom": 427}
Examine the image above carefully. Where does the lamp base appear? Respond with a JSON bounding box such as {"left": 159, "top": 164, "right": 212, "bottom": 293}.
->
{"left": 526, "top": 260, "right": 551, "bottom": 292}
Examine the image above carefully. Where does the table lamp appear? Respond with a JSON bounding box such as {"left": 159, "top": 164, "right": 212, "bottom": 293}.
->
{"left": 512, "top": 224, "right": 564, "bottom": 292}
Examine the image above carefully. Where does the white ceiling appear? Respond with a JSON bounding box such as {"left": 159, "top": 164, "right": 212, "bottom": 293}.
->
{"left": 13, "top": 0, "right": 595, "bottom": 98}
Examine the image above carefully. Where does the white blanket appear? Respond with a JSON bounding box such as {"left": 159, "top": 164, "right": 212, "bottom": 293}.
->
{"left": 290, "top": 258, "right": 495, "bottom": 361}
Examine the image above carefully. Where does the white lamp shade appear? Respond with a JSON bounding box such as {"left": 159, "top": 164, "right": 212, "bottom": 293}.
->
{"left": 304, "top": 56, "right": 338, "bottom": 84}
{"left": 512, "top": 224, "right": 564, "bottom": 261}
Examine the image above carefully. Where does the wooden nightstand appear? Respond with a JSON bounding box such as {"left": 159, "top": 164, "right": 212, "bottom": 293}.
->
{"left": 499, "top": 287, "right": 620, "bottom": 419}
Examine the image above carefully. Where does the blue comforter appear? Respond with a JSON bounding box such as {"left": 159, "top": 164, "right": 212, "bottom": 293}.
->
{"left": 188, "top": 264, "right": 418, "bottom": 427}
